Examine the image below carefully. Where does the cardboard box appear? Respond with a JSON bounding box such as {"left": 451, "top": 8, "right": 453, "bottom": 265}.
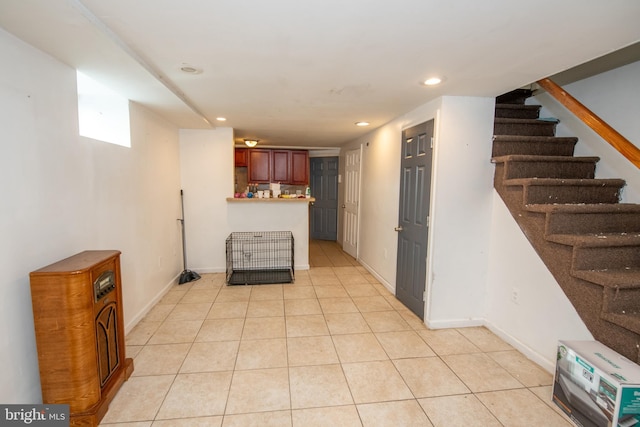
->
{"left": 553, "top": 340, "right": 640, "bottom": 427}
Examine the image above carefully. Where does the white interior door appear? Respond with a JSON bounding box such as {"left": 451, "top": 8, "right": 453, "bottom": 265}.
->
{"left": 343, "top": 147, "right": 361, "bottom": 258}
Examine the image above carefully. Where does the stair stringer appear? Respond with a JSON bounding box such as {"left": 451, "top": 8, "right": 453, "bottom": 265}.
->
{"left": 493, "top": 164, "right": 640, "bottom": 362}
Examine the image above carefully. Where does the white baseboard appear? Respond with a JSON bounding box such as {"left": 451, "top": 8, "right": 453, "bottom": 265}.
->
{"left": 191, "top": 267, "right": 225, "bottom": 274}
{"left": 426, "top": 317, "right": 555, "bottom": 373}
{"left": 425, "top": 318, "right": 485, "bottom": 330}
{"left": 356, "top": 258, "right": 394, "bottom": 294}
{"left": 483, "top": 320, "right": 556, "bottom": 373}
{"left": 124, "top": 273, "right": 179, "bottom": 334}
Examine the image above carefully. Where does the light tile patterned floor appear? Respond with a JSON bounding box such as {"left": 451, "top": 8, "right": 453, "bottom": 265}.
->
{"left": 100, "top": 241, "right": 573, "bottom": 427}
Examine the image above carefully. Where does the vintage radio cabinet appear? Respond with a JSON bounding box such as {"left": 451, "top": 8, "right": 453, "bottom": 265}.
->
{"left": 29, "top": 250, "right": 134, "bottom": 426}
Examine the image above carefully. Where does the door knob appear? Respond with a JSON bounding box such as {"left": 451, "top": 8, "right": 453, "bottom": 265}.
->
{"left": 394, "top": 226, "right": 403, "bottom": 232}
{"left": 342, "top": 204, "right": 346, "bottom": 208}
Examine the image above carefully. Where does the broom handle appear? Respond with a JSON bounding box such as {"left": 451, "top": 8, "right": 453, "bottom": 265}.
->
{"left": 180, "top": 190, "right": 188, "bottom": 269}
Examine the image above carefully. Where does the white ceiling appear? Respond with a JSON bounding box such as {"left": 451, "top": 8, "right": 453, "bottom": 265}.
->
{"left": 1, "top": 0, "right": 639, "bottom": 148}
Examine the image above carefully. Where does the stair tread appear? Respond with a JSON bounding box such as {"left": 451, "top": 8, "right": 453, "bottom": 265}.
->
{"left": 547, "top": 232, "right": 640, "bottom": 247}
{"left": 493, "top": 135, "right": 578, "bottom": 143}
{"left": 504, "top": 177, "right": 625, "bottom": 186}
{"left": 602, "top": 312, "right": 640, "bottom": 336}
{"left": 492, "top": 155, "right": 600, "bottom": 164}
{"left": 495, "top": 118, "right": 558, "bottom": 124}
{"left": 495, "top": 104, "right": 541, "bottom": 110}
{"left": 573, "top": 268, "right": 640, "bottom": 289}
{"left": 526, "top": 203, "right": 640, "bottom": 214}
{"left": 496, "top": 89, "right": 533, "bottom": 104}
{"left": 493, "top": 89, "right": 640, "bottom": 361}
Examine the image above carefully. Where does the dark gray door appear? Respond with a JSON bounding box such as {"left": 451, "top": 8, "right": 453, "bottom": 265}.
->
{"left": 310, "top": 157, "right": 338, "bottom": 240}
{"left": 395, "top": 120, "right": 434, "bottom": 319}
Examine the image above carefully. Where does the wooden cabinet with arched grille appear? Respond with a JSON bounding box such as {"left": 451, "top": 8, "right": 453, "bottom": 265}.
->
{"left": 30, "top": 250, "right": 134, "bottom": 427}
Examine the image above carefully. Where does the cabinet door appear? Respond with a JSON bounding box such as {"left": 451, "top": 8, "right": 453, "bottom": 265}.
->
{"left": 248, "top": 149, "right": 271, "bottom": 182}
{"left": 291, "top": 150, "right": 309, "bottom": 185}
{"left": 95, "top": 301, "right": 120, "bottom": 386}
{"left": 235, "top": 148, "right": 248, "bottom": 167}
{"left": 272, "top": 150, "right": 291, "bottom": 183}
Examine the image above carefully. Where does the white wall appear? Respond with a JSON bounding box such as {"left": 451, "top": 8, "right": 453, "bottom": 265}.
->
{"left": 533, "top": 60, "right": 640, "bottom": 202}
{"left": 227, "top": 202, "right": 311, "bottom": 271}
{"left": 179, "top": 129, "right": 310, "bottom": 272}
{"left": 485, "top": 195, "right": 593, "bottom": 372}
{"left": 339, "top": 92, "right": 593, "bottom": 372}
{"left": 179, "top": 129, "right": 235, "bottom": 272}
{"left": 0, "top": 28, "right": 182, "bottom": 403}
{"left": 340, "top": 96, "right": 496, "bottom": 325}
{"left": 91, "top": 102, "right": 183, "bottom": 330}
{"left": 340, "top": 99, "right": 440, "bottom": 288}
{"left": 426, "top": 96, "right": 495, "bottom": 327}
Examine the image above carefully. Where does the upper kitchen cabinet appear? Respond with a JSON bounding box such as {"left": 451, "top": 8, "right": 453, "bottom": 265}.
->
{"left": 241, "top": 148, "right": 309, "bottom": 184}
{"left": 272, "top": 150, "right": 291, "bottom": 183}
{"left": 248, "top": 149, "right": 271, "bottom": 182}
{"left": 290, "top": 150, "right": 309, "bottom": 185}
{"left": 235, "top": 148, "right": 248, "bottom": 167}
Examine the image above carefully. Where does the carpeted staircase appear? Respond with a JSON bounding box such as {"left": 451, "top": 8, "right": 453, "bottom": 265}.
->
{"left": 492, "top": 89, "right": 640, "bottom": 363}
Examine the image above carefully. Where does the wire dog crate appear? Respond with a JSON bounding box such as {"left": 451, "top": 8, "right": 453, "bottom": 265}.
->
{"left": 225, "top": 231, "right": 294, "bottom": 285}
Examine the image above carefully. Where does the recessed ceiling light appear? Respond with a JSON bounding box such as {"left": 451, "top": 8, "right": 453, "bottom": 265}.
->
{"left": 422, "top": 77, "right": 443, "bottom": 86}
{"left": 180, "top": 65, "right": 202, "bottom": 74}
{"left": 216, "top": 117, "right": 227, "bottom": 122}
{"left": 355, "top": 121, "right": 370, "bottom": 127}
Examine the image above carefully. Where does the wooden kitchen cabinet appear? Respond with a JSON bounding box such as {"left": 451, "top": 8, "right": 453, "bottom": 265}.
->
{"left": 248, "top": 149, "right": 271, "bottom": 182}
{"left": 234, "top": 148, "right": 248, "bottom": 167}
{"left": 272, "top": 150, "right": 291, "bottom": 183}
{"left": 243, "top": 148, "right": 309, "bottom": 184}
{"left": 290, "top": 150, "right": 309, "bottom": 185}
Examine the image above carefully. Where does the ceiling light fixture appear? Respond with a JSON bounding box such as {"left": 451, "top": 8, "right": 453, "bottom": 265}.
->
{"left": 216, "top": 117, "right": 227, "bottom": 122}
{"left": 244, "top": 139, "right": 258, "bottom": 147}
{"left": 422, "top": 77, "right": 443, "bottom": 86}
{"left": 180, "top": 65, "right": 203, "bottom": 74}
{"left": 355, "top": 121, "right": 370, "bottom": 127}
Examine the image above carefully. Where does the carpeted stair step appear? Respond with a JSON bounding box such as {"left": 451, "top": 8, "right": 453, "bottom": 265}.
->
{"left": 601, "top": 312, "right": 640, "bottom": 336}
{"left": 526, "top": 203, "right": 640, "bottom": 235}
{"left": 492, "top": 135, "right": 578, "bottom": 157}
{"left": 569, "top": 239, "right": 640, "bottom": 270}
{"left": 504, "top": 178, "right": 625, "bottom": 205}
{"left": 548, "top": 232, "right": 640, "bottom": 253}
{"left": 495, "top": 104, "right": 541, "bottom": 119}
{"left": 496, "top": 89, "right": 533, "bottom": 104}
{"left": 572, "top": 268, "right": 640, "bottom": 290}
{"left": 492, "top": 88, "right": 640, "bottom": 362}
{"left": 554, "top": 234, "right": 640, "bottom": 330}
{"left": 492, "top": 155, "right": 598, "bottom": 180}
{"left": 494, "top": 118, "right": 557, "bottom": 136}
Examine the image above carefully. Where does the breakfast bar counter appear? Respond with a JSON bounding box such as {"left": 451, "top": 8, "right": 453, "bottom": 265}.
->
{"left": 226, "top": 196, "right": 313, "bottom": 270}
{"left": 226, "top": 197, "right": 315, "bottom": 203}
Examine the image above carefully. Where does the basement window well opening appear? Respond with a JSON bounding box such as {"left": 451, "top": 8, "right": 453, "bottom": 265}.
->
{"left": 76, "top": 71, "right": 131, "bottom": 148}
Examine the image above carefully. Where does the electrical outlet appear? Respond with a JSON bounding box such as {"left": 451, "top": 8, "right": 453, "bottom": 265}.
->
{"left": 511, "top": 288, "right": 519, "bottom": 304}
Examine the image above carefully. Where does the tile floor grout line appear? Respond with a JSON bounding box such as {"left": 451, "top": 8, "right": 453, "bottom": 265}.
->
{"left": 109, "top": 241, "right": 572, "bottom": 426}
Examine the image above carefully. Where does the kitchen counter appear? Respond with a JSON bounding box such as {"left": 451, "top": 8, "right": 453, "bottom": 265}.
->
{"left": 226, "top": 197, "right": 315, "bottom": 203}
{"left": 226, "top": 197, "right": 312, "bottom": 270}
